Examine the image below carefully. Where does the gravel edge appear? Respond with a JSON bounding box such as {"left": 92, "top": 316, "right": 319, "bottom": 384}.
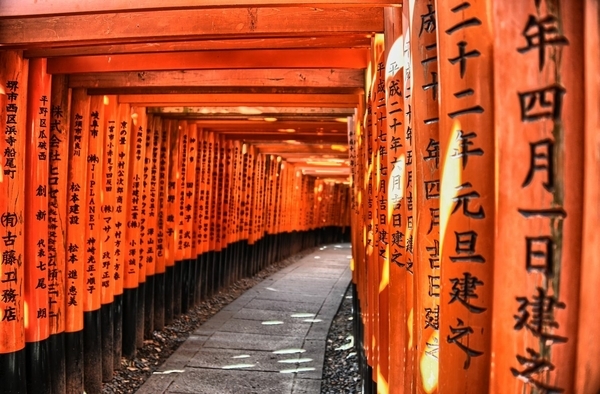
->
{"left": 320, "top": 285, "right": 361, "bottom": 394}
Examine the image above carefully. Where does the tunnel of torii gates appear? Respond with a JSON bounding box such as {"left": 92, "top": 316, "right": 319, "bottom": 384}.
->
{"left": 0, "top": 1, "right": 599, "bottom": 394}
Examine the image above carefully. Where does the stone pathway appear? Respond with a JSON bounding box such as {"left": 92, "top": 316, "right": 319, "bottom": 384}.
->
{"left": 137, "top": 244, "right": 352, "bottom": 394}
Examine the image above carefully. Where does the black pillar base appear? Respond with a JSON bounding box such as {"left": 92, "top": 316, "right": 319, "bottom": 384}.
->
{"left": 122, "top": 287, "right": 137, "bottom": 359}
{"left": 83, "top": 309, "right": 102, "bottom": 394}
{"left": 164, "top": 266, "right": 174, "bottom": 325}
{"left": 101, "top": 302, "right": 114, "bottom": 382}
{"left": 173, "top": 261, "right": 182, "bottom": 317}
{"left": 65, "top": 330, "right": 84, "bottom": 394}
{"left": 144, "top": 275, "right": 155, "bottom": 339}
{"left": 136, "top": 282, "right": 145, "bottom": 348}
{"left": 154, "top": 272, "right": 165, "bottom": 330}
{"left": 48, "top": 332, "right": 66, "bottom": 394}
{"left": 25, "top": 339, "right": 51, "bottom": 394}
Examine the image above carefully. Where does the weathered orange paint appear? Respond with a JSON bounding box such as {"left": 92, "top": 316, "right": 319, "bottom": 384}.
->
{"left": 155, "top": 117, "right": 171, "bottom": 275}
{"left": 113, "top": 103, "right": 132, "bottom": 296}
{"left": 65, "top": 89, "right": 90, "bottom": 333}
{"left": 83, "top": 95, "right": 104, "bottom": 312}
{"left": 49, "top": 74, "right": 70, "bottom": 335}
{"left": 24, "top": 57, "right": 51, "bottom": 343}
{"left": 100, "top": 95, "right": 118, "bottom": 306}
{"left": 409, "top": 1, "right": 441, "bottom": 392}
{"left": 164, "top": 119, "right": 179, "bottom": 267}
{"left": 576, "top": 1, "right": 600, "bottom": 391}
{"left": 490, "top": 1, "right": 584, "bottom": 393}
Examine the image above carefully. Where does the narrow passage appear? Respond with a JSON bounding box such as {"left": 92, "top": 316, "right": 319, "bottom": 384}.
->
{"left": 138, "top": 244, "right": 352, "bottom": 394}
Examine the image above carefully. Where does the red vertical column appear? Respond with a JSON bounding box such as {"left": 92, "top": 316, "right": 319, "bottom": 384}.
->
{"left": 372, "top": 50, "right": 390, "bottom": 392}
{"left": 23, "top": 57, "right": 51, "bottom": 394}
{"left": 195, "top": 129, "right": 208, "bottom": 301}
{"left": 65, "top": 88, "right": 90, "bottom": 394}
{"left": 401, "top": 4, "right": 417, "bottom": 390}
{"left": 410, "top": 1, "right": 441, "bottom": 392}
{"left": 135, "top": 112, "right": 149, "bottom": 348}
{"left": 82, "top": 95, "right": 104, "bottom": 393}
{"left": 192, "top": 127, "right": 204, "bottom": 305}
{"left": 113, "top": 103, "right": 132, "bottom": 365}
{"left": 183, "top": 124, "right": 198, "bottom": 307}
{"left": 490, "top": 1, "right": 584, "bottom": 393}
{"left": 436, "top": 1, "right": 495, "bottom": 392}
{"left": 142, "top": 115, "right": 159, "bottom": 338}
{"left": 576, "top": 1, "right": 600, "bottom": 391}
{"left": 130, "top": 109, "right": 147, "bottom": 350}
{"left": 100, "top": 95, "right": 117, "bottom": 381}
{"left": 203, "top": 132, "right": 216, "bottom": 298}
{"left": 164, "top": 120, "right": 179, "bottom": 323}
{"left": 122, "top": 106, "right": 145, "bottom": 357}
{"left": 154, "top": 117, "right": 170, "bottom": 330}
{"left": 0, "top": 51, "right": 27, "bottom": 394}
{"left": 172, "top": 121, "right": 187, "bottom": 315}
{"left": 48, "top": 74, "right": 70, "bottom": 394}
{"left": 385, "top": 31, "right": 407, "bottom": 394}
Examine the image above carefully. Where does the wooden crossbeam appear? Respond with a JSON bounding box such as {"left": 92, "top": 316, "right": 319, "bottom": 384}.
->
{"left": 24, "top": 35, "right": 373, "bottom": 58}
{"left": 192, "top": 120, "right": 348, "bottom": 134}
{"left": 1, "top": 0, "right": 401, "bottom": 18}
{"left": 88, "top": 87, "right": 363, "bottom": 96}
{"left": 223, "top": 133, "right": 348, "bottom": 142}
{"left": 117, "top": 93, "right": 361, "bottom": 107}
{"left": 0, "top": 7, "right": 384, "bottom": 46}
{"left": 69, "top": 69, "right": 365, "bottom": 89}
{"left": 47, "top": 48, "right": 369, "bottom": 73}
{"left": 147, "top": 106, "right": 354, "bottom": 116}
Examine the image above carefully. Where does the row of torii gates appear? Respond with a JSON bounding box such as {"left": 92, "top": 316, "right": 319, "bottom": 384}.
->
{"left": 1, "top": 1, "right": 600, "bottom": 394}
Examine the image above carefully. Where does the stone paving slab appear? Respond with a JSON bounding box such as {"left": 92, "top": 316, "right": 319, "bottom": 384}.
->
{"left": 137, "top": 243, "right": 352, "bottom": 394}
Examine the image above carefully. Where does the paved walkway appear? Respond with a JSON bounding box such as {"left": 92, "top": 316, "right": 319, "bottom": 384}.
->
{"left": 137, "top": 243, "right": 352, "bottom": 394}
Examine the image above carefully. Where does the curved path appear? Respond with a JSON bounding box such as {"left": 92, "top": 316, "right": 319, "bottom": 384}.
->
{"left": 137, "top": 244, "right": 352, "bottom": 394}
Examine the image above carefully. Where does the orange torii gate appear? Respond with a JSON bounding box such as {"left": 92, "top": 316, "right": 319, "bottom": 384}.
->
{"left": 0, "top": 1, "right": 598, "bottom": 393}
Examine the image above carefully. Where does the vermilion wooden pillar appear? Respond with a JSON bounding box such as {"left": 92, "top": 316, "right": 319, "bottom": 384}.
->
{"left": 133, "top": 109, "right": 148, "bottom": 348}
{"left": 65, "top": 88, "right": 90, "bottom": 394}
{"left": 0, "top": 51, "right": 28, "bottom": 394}
{"left": 142, "top": 115, "right": 159, "bottom": 337}
{"left": 193, "top": 128, "right": 205, "bottom": 304}
{"left": 173, "top": 120, "right": 187, "bottom": 314}
{"left": 576, "top": 1, "right": 600, "bottom": 392}
{"left": 133, "top": 111, "right": 148, "bottom": 348}
{"left": 410, "top": 1, "right": 441, "bottom": 392}
{"left": 203, "top": 132, "right": 216, "bottom": 298}
{"left": 183, "top": 124, "right": 198, "bottom": 305}
{"left": 24, "top": 57, "right": 52, "bottom": 394}
{"left": 490, "top": 1, "right": 584, "bottom": 393}
{"left": 113, "top": 103, "right": 132, "bottom": 365}
{"left": 384, "top": 22, "right": 407, "bottom": 394}
{"left": 196, "top": 129, "right": 209, "bottom": 299}
{"left": 373, "top": 50, "right": 390, "bottom": 393}
{"left": 363, "top": 83, "right": 374, "bottom": 390}
{"left": 83, "top": 95, "right": 105, "bottom": 393}
{"left": 122, "top": 103, "right": 142, "bottom": 358}
{"left": 100, "top": 95, "right": 118, "bottom": 381}
{"left": 164, "top": 119, "right": 179, "bottom": 323}
{"left": 49, "top": 74, "right": 70, "bottom": 394}
{"left": 436, "top": 1, "right": 495, "bottom": 392}
{"left": 154, "top": 117, "right": 170, "bottom": 330}
{"left": 401, "top": 4, "right": 417, "bottom": 391}
{"left": 219, "top": 138, "right": 231, "bottom": 287}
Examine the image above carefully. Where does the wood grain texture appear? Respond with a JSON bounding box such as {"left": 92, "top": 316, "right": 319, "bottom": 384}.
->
{"left": 0, "top": 7, "right": 384, "bottom": 46}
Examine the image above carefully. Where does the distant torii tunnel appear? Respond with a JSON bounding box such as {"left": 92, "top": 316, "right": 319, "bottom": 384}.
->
{"left": 0, "top": 1, "right": 600, "bottom": 394}
{"left": 0, "top": 54, "right": 351, "bottom": 393}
